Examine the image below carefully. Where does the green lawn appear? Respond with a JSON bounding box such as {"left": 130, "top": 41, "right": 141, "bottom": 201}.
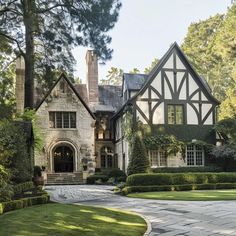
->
{"left": 0, "top": 203, "right": 146, "bottom": 236}
{"left": 128, "top": 190, "right": 236, "bottom": 201}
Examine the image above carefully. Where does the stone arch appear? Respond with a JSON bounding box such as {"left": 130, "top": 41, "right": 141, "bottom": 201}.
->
{"left": 48, "top": 139, "right": 79, "bottom": 172}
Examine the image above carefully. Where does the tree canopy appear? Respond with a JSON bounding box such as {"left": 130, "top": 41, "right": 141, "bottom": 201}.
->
{"left": 181, "top": 4, "right": 236, "bottom": 108}
{"left": 0, "top": 0, "right": 122, "bottom": 108}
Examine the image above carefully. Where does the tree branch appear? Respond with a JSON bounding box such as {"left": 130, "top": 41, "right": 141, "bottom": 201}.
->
{"left": 0, "top": 32, "right": 25, "bottom": 56}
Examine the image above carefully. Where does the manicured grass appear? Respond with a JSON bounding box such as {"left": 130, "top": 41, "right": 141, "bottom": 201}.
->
{"left": 128, "top": 190, "right": 236, "bottom": 201}
{"left": 0, "top": 203, "right": 146, "bottom": 236}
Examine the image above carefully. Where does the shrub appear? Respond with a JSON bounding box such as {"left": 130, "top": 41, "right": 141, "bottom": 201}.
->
{"left": 127, "top": 135, "right": 149, "bottom": 176}
{"left": 86, "top": 175, "right": 109, "bottom": 184}
{"left": 13, "top": 181, "right": 34, "bottom": 195}
{"left": 126, "top": 173, "right": 236, "bottom": 186}
{"left": 0, "top": 194, "right": 50, "bottom": 215}
{"left": 122, "top": 183, "right": 236, "bottom": 195}
{"left": 0, "top": 165, "right": 13, "bottom": 202}
{"left": 33, "top": 166, "right": 42, "bottom": 177}
{"left": 0, "top": 120, "right": 32, "bottom": 184}
{"left": 152, "top": 166, "right": 223, "bottom": 173}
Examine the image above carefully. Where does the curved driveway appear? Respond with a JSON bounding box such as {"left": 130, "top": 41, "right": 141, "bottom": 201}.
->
{"left": 45, "top": 185, "right": 236, "bottom": 236}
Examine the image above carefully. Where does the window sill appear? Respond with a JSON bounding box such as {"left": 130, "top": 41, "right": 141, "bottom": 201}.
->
{"left": 49, "top": 128, "right": 77, "bottom": 131}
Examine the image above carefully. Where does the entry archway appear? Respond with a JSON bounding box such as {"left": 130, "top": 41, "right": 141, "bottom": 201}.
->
{"left": 53, "top": 145, "right": 74, "bottom": 172}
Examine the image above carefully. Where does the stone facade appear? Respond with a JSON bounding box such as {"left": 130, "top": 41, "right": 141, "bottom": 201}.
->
{"left": 35, "top": 76, "right": 95, "bottom": 181}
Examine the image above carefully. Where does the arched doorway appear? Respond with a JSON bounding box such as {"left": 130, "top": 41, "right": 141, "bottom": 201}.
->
{"left": 53, "top": 145, "right": 74, "bottom": 172}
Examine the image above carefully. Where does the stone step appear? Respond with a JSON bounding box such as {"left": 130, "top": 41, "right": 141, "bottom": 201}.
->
{"left": 46, "top": 172, "right": 83, "bottom": 185}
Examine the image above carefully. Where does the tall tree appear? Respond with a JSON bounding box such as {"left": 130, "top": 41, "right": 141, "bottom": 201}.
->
{"left": 0, "top": 0, "right": 121, "bottom": 108}
{"left": 144, "top": 58, "right": 159, "bottom": 74}
{"left": 100, "top": 67, "right": 123, "bottom": 85}
{"left": 127, "top": 134, "right": 149, "bottom": 176}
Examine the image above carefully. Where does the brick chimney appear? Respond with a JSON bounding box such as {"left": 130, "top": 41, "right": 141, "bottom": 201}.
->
{"left": 15, "top": 56, "right": 25, "bottom": 114}
{"left": 86, "top": 50, "right": 99, "bottom": 105}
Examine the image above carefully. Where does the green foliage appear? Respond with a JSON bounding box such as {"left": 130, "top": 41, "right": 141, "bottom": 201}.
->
{"left": 127, "top": 135, "right": 150, "bottom": 176}
{"left": 101, "top": 67, "right": 124, "bottom": 85}
{"left": 0, "top": 0, "right": 122, "bottom": 108}
{"left": 0, "top": 46, "right": 15, "bottom": 119}
{"left": 144, "top": 134, "right": 185, "bottom": 155}
{"left": 0, "top": 194, "right": 50, "bottom": 214}
{"left": 86, "top": 175, "right": 109, "bottom": 184}
{"left": 17, "top": 109, "right": 43, "bottom": 151}
{"left": 33, "top": 166, "right": 42, "bottom": 177}
{"left": 151, "top": 166, "right": 223, "bottom": 173}
{"left": 126, "top": 173, "right": 236, "bottom": 187}
{"left": 123, "top": 183, "right": 236, "bottom": 195}
{"left": 212, "top": 118, "right": 236, "bottom": 170}
{"left": 0, "top": 119, "right": 32, "bottom": 183}
{"left": 0, "top": 165, "right": 13, "bottom": 202}
{"left": 13, "top": 182, "right": 34, "bottom": 195}
{"left": 144, "top": 58, "right": 159, "bottom": 74}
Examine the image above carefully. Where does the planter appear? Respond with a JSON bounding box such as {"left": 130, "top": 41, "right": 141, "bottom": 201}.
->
{"left": 32, "top": 176, "right": 44, "bottom": 186}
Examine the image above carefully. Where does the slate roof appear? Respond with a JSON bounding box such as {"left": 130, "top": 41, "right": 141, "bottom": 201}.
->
{"left": 74, "top": 84, "right": 88, "bottom": 104}
{"left": 97, "top": 85, "right": 122, "bottom": 111}
{"left": 123, "top": 73, "right": 148, "bottom": 91}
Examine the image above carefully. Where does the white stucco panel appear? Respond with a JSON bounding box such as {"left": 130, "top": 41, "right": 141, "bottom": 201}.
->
{"left": 163, "top": 53, "right": 174, "bottom": 69}
{"left": 191, "top": 92, "right": 199, "bottom": 101}
{"left": 141, "top": 89, "right": 149, "bottom": 99}
{"left": 203, "top": 112, "right": 213, "bottom": 125}
{"left": 177, "top": 72, "right": 186, "bottom": 100}
{"left": 201, "top": 92, "right": 208, "bottom": 101}
{"left": 202, "top": 103, "right": 212, "bottom": 123}
{"left": 136, "top": 110, "right": 147, "bottom": 124}
{"left": 151, "top": 72, "right": 162, "bottom": 95}
{"left": 152, "top": 102, "right": 164, "bottom": 124}
{"left": 151, "top": 90, "right": 159, "bottom": 99}
{"left": 188, "top": 74, "right": 199, "bottom": 96}
{"left": 176, "top": 54, "right": 186, "bottom": 70}
{"left": 164, "top": 79, "right": 172, "bottom": 99}
{"left": 136, "top": 101, "right": 149, "bottom": 117}
{"left": 187, "top": 104, "right": 198, "bottom": 124}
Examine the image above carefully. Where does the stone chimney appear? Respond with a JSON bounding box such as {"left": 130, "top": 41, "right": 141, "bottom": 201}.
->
{"left": 15, "top": 56, "right": 25, "bottom": 114}
{"left": 86, "top": 50, "right": 99, "bottom": 105}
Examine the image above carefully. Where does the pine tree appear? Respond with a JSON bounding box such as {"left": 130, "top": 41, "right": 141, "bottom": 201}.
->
{"left": 0, "top": 0, "right": 121, "bottom": 108}
{"left": 127, "top": 135, "right": 149, "bottom": 176}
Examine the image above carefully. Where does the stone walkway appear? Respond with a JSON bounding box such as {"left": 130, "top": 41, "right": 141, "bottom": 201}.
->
{"left": 45, "top": 185, "right": 236, "bottom": 236}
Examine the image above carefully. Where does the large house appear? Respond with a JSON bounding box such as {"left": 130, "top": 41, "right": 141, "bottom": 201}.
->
{"left": 16, "top": 43, "right": 220, "bottom": 184}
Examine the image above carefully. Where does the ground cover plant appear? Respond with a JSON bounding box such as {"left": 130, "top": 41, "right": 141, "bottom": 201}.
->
{"left": 0, "top": 203, "right": 146, "bottom": 236}
{"left": 128, "top": 190, "right": 236, "bottom": 201}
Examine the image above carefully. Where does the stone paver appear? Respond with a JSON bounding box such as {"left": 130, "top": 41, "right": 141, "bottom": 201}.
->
{"left": 45, "top": 185, "right": 236, "bottom": 236}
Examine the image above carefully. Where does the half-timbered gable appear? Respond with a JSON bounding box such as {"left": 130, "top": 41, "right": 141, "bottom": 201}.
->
{"left": 133, "top": 42, "right": 220, "bottom": 127}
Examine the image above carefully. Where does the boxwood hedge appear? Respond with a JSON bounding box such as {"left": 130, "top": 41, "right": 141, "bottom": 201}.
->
{"left": 126, "top": 173, "right": 236, "bottom": 186}
{"left": 122, "top": 183, "right": 236, "bottom": 195}
{"left": 0, "top": 194, "right": 50, "bottom": 215}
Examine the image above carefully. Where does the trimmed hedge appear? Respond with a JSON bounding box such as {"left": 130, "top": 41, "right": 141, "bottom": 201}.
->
{"left": 86, "top": 175, "right": 109, "bottom": 184}
{"left": 152, "top": 166, "right": 223, "bottom": 173}
{"left": 13, "top": 181, "right": 34, "bottom": 195}
{"left": 126, "top": 173, "right": 236, "bottom": 186}
{"left": 0, "top": 194, "right": 50, "bottom": 215}
{"left": 122, "top": 183, "right": 236, "bottom": 195}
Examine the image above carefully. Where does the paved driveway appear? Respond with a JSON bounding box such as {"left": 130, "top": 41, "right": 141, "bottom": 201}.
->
{"left": 45, "top": 185, "right": 236, "bottom": 236}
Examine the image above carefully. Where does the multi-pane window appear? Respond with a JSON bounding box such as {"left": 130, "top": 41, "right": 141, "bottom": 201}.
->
{"left": 167, "top": 105, "right": 184, "bottom": 124}
{"left": 49, "top": 112, "right": 76, "bottom": 128}
{"left": 149, "top": 149, "right": 167, "bottom": 167}
{"left": 186, "top": 145, "right": 204, "bottom": 166}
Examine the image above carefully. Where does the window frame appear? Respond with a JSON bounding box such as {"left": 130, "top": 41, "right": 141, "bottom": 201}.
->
{"left": 49, "top": 112, "right": 76, "bottom": 129}
{"left": 149, "top": 149, "right": 168, "bottom": 167}
{"left": 186, "top": 144, "right": 205, "bottom": 166}
{"left": 167, "top": 104, "right": 184, "bottom": 125}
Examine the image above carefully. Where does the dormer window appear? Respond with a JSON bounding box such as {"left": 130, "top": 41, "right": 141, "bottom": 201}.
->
{"left": 49, "top": 112, "right": 76, "bottom": 128}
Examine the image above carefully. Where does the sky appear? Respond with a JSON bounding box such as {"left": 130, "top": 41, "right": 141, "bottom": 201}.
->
{"left": 73, "top": 0, "right": 232, "bottom": 83}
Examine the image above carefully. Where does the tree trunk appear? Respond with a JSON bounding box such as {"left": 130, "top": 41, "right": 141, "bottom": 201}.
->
{"left": 23, "top": 0, "right": 36, "bottom": 109}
